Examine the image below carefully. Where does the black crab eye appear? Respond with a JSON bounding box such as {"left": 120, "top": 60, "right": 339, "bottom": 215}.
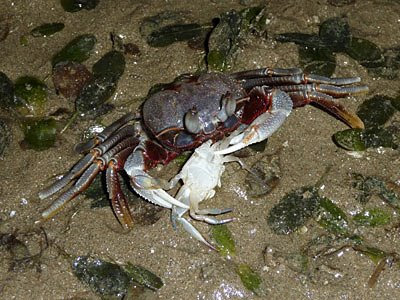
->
{"left": 223, "top": 115, "right": 239, "bottom": 129}
{"left": 175, "top": 131, "right": 195, "bottom": 148}
{"left": 202, "top": 121, "right": 215, "bottom": 135}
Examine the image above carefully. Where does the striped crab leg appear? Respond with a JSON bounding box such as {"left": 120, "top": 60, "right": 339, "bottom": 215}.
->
{"left": 40, "top": 135, "right": 138, "bottom": 221}
{"left": 234, "top": 68, "right": 368, "bottom": 129}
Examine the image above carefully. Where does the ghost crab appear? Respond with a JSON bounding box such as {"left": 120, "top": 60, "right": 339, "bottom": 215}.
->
{"left": 39, "top": 67, "right": 368, "bottom": 246}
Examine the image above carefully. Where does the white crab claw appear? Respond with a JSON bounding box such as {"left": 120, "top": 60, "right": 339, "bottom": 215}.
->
{"left": 124, "top": 148, "right": 189, "bottom": 209}
{"left": 133, "top": 184, "right": 189, "bottom": 209}
{"left": 215, "top": 89, "right": 293, "bottom": 155}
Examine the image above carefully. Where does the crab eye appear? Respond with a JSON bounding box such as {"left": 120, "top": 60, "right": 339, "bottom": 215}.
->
{"left": 184, "top": 110, "right": 202, "bottom": 134}
{"left": 223, "top": 115, "right": 239, "bottom": 129}
{"left": 175, "top": 131, "right": 194, "bottom": 148}
{"left": 202, "top": 121, "right": 215, "bottom": 135}
{"left": 217, "top": 96, "right": 237, "bottom": 122}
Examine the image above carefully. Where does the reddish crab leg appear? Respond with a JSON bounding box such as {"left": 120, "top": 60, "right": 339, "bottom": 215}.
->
{"left": 236, "top": 71, "right": 368, "bottom": 129}
{"left": 276, "top": 83, "right": 367, "bottom": 128}
{"left": 285, "top": 89, "right": 365, "bottom": 129}
{"left": 106, "top": 145, "right": 137, "bottom": 229}
{"left": 40, "top": 136, "right": 139, "bottom": 221}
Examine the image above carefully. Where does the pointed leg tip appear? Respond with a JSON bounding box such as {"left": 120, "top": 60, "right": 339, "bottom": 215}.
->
{"left": 351, "top": 117, "right": 365, "bottom": 129}
{"left": 34, "top": 218, "right": 45, "bottom": 226}
{"left": 344, "top": 113, "right": 365, "bottom": 129}
{"left": 220, "top": 208, "right": 233, "bottom": 214}
{"left": 205, "top": 241, "right": 217, "bottom": 251}
{"left": 222, "top": 218, "right": 235, "bottom": 224}
{"left": 121, "top": 222, "right": 134, "bottom": 231}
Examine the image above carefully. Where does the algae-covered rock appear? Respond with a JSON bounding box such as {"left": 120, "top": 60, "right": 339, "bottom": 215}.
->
{"left": 211, "top": 224, "right": 236, "bottom": 257}
{"left": 22, "top": 118, "right": 57, "bottom": 151}
{"left": 52, "top": 34, "right": 97, "bottom": 66}
{"left": 268, "top": 186, "right": 320, "bottom": 235}
{"left": 14, "top": 76, "right": 47, "bottom": 116}
{"left": 31, "top": 23, "right": 64, "bottom": 37}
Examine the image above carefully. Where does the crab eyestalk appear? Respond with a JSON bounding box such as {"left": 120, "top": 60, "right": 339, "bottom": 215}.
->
{"left": 184, "top": 110, "right": 202, "bottom": 134}
{"left": 217, "top": 95, "right": 237, "bottom": 122}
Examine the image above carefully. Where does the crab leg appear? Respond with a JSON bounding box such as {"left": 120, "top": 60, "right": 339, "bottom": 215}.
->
{"left": 286, "top": 89, "right": 365, "bottom": 129}
{"left": 275, "top": 82, "right": 369, "bottom": 97}
{"left": 41, "top": 163, "right": 102, "bottom": 220}
{"left": 231, "top": 67, "right": 303, "bottom": 79}
{"left": 233, "top": 67, "right": 364, "bottom": 86}
{"left": 40, "top": 136, "right": 138, "bottom": 221}
{"left": 38, "top": 152, "right": 96, "bottom": 200}
{"left": 235, "top": 69, "right": 368, "bottom": 129}
{"left": 240, "top": 74, "right": 365, "bottom": 89}
{"left": 74, "top": 113, "right": 137, "bottom": 153}
{"left": 171, "top": 205, "right": 216, "bottom": 250}
{"left": 39, "top": 124, "right": 137, "bottom": 200}
{"left": 106, "top": 145, "right": 137, "bottom": 229}
{"left": 216, "top": 88, "right": 293, "bottom": 155}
